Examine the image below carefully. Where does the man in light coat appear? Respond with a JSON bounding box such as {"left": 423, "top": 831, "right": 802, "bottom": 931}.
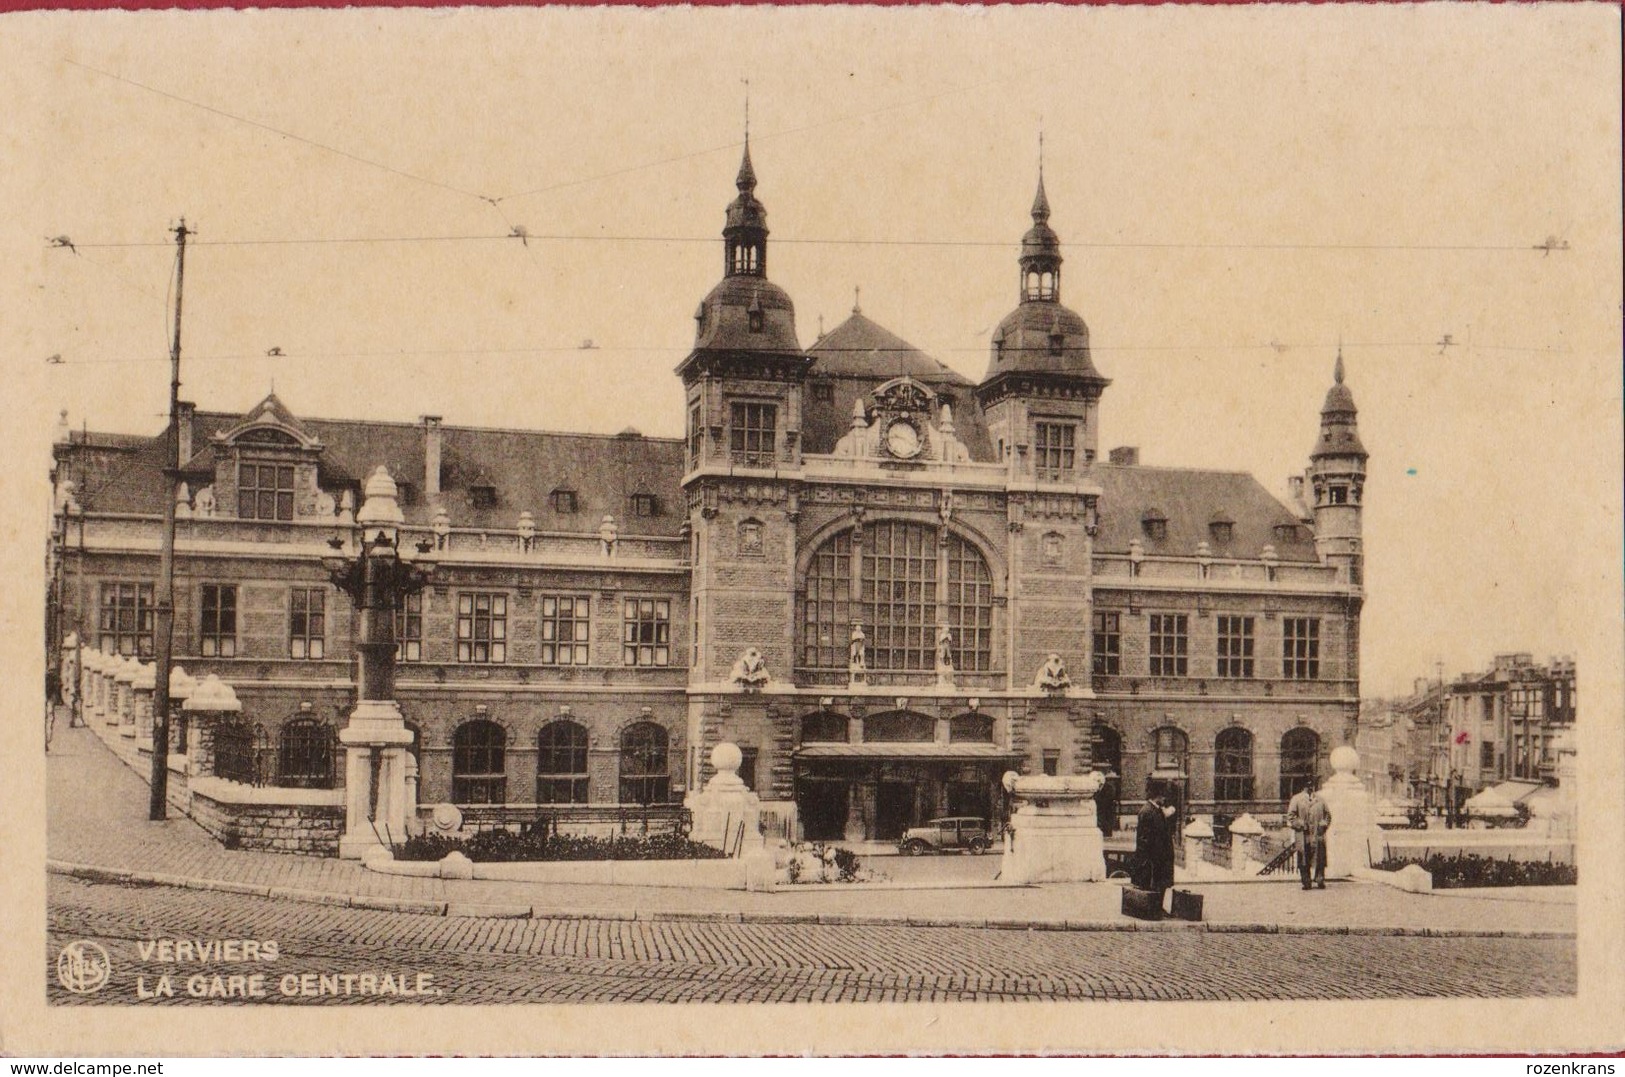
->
{"left": 1287, "top": 776, "right": 1333, "bottom": 890}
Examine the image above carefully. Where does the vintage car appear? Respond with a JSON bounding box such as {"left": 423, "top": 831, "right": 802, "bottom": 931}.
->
{"left": 898, "top": 817, "right": 995, "bottom": 855}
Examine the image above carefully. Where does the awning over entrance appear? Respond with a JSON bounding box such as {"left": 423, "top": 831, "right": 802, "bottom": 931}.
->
{"left": 795, "top": 744, "right": 1023, "bottom": 761}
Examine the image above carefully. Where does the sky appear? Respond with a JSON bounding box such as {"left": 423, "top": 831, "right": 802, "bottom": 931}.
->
{"left": 2, "top": 4, "right": 1620, "bottom": 698}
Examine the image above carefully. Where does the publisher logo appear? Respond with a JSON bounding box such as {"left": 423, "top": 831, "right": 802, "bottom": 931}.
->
{"left": 57, "top": 940, "right": 112, "bottom": 995}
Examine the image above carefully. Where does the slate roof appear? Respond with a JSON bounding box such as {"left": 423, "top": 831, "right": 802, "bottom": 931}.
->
{"left": 64, "top": 404, "right": 686, "bottom": 536}
{"left": 803, "top": 312, "right": 994, "bottom": 460}
{"left": 1091, "top": 464, "right": 1320, "bottom": 562}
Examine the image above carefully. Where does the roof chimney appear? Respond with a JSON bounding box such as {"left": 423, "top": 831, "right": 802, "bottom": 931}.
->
{"left": 1108, "top": 446, "right": 1139, "bottom": 466}
{"left": 176, "top": 401, "right": 196, "bottom": 465}
{"left": 421, "top": 416, "right": 443, "bottom": 499}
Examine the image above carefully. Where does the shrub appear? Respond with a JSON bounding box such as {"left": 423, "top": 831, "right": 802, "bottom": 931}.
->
{"left": 393, "top": 829, "right": 728, "bottom": 863}
{"left": 832, "top": 846, "right": 862, "bottom": 882}
{"left": 1374, "top": 851, "right": 1576, "bottom": 888}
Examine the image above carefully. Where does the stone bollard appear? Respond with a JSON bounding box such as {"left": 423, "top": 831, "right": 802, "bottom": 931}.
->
{"left": 684, "top": 742, "right": 763, "bottom": 854}
{"left": 1183, "top": 816, "right": 1214, "bottom": 877}
{"left": 1227, "top": 812, "right": 1266, "bottom": 875}
{"left": 1000, "top": 771, "right": 1106, "bottom": 883}
{"left": 1322, "top": 745, "right": 1383, "bottom": 879}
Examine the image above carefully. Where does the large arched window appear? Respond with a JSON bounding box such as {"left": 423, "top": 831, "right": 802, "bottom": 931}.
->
{"left": 452, "top": 720, "right": 507, "bottom": 804}
{"left": 619, "top": 722, "right": 670, "bottom": 805}
{"left": 799, "top": 711, "right": 848, "bottom": 743}
{"left": 537, "top": 721, "right": 589, "bottom": 804}
{"left": 863, "top": 710, "right": 935, "bottom": 743}
{"left": 1279, "top": 727, "right": 1321, "bottom": 800}
{"left": 802, "top": 522, "right": 993, "bottom": 673}
{"left": 1214, "top": 727, "right": 1254, "bottom": 803}
{"left": 278, "top": 716, "right": 335, "bottom": 789}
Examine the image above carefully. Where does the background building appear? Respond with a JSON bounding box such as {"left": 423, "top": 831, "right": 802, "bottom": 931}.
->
{"left": 49, "top": 148, "right": 1367, "bottom": 843}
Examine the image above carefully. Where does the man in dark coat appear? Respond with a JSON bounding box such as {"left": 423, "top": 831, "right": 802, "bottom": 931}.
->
{"left": 1133, "top": 792, "right": 1177, "bottom": 907}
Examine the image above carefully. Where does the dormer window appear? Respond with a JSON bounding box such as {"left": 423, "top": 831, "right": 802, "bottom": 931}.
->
{"left": 551, "top": 489, "right": 578, "bottom": 514}
{"left": 1274, "top": 523, "right": 1300, "bottom": 543}
{"left": 396, "top": 481, "right": 417, "bottom": 506}
{"left": 1209, "top": 516, "right": 1234, "bottom": 544}
{"left": 747, "top": 295, "right": 764, "bottom": 333}
{"left": 631, "top": 494, "right": 660, "bottom": 518}
{"left": 469, "top": 485, "right": 497, "bottom": 510}
{"left": 1048, "top": 332, "right": 1065, "bottom": 356}
{"left": 812, "top": 382, "right": 834, "bottom": 403}
{"left": 238, "top": 462, "right": 295, "bottom": 521}
{"left": 1141, "top": 510, "right": 1168, "bottom": 542}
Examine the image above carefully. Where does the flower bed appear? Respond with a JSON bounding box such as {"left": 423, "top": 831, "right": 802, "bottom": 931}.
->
{"left": 1373, "top": 851, "right": 1577, "bottom": 888}
{"left": 394, "top": 827, "right": 728, "bottom": 863}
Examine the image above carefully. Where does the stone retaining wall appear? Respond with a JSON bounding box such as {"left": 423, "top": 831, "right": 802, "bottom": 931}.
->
{"left": 190, "top": 788, "right": 345, "bottom": 856}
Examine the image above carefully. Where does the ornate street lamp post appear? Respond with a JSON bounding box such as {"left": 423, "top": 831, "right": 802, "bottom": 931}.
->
{"left": 322, "top": 466, "right": 435, "bottom": 859}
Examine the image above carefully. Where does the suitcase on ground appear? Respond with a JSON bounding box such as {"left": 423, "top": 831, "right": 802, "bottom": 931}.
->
{"left": 1121, "top": 886, "right": 1164, "bottom": 921}
{"left": 1170, "top": 888, "right": 1204, "bottom": 922}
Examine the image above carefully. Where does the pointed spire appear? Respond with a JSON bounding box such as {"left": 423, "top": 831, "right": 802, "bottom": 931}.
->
{"left": 736, "top": 136, "right": 756, "bottom": 193}
{"left": 1031, "top": 172, "right": 1050, "bottom": 224}
{"left": 1334, "top": 347, "right": 1345, "bottom": 385}
{"left": 853, "top": 285, "right": 862, "bottom": 315}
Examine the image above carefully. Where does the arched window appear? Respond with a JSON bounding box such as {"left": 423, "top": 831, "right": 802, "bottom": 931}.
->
{"left": 863, "top": 710, "right": 935, "bottom": 743}
{"left": 537, "top": 721, "right": 589, "bottom": 804}
{"left": 1152, "top": 726, "right": 1189, "bottom": 774}
{"left": 1279, "top": 727, "right": 1321, "bottom": 800}
{"left": 278, "top": 717, "right": 335, "bottom": 789}
{"left": 1092, "top": 724, "right": 1123, "bottom": 775}
{"left": 452, "top": 720, "right": 507, "bottom": 805}
{"left": 1214, "top": 727, "right": 1254, "bottom": 803}
{"left": 619, "top": 722, "right": 670, "bottom": 805}
{"left": 799, "top": 711, "right": 848, "bottom": 744}
{"left": 802, "top": 523, "right": 993, "bottom": 673}
{"left": 949, "top": 713, "right": 994, "bottom": 744}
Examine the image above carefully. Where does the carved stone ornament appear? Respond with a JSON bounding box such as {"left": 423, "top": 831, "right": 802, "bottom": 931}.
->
{"left": 730, "top": 647, "right": 771, "bottom": 690}
{"left": 1034, "top": 653, "right": 1072, "bottom": 692}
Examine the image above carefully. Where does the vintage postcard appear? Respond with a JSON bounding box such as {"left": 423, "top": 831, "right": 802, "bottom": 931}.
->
{"left": 1, "top": 1, "right": 1621, "bottom": 1057}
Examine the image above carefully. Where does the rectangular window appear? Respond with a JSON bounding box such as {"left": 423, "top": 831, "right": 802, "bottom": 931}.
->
{"left": 631, "top": 494, "right": 659, "bottom": 518}
{"left": 1034, "top": 422, "right": 1077, "bottom": 481}
{"left": 729, "top": 402, "right": 776, "bottom": 466}
{"left": 1480, "top": 740, "right": 1495, "bottom": 770}
{"left": 200, "top": 584, "right": 238, "bottom": 658}
{"left": 1216, "top": 615, "right": 1256, "bottom": 679}
{"left": 289, "top": 588, "right": 326, "bottom": 660}
{"left": 1148, "top": 613, "right": 1189, "bottom": 677}
{"left": 622, "top": 597, "right": 672, "bottom": 666}
{"left": 1042, "top": 749, "right": 1060, "bottom": 777}
{"left": 238, "top": 462, "right": 295, "bottom": 521}
{"left": 551, "top": 489, "right": 578, "bottom": 514}
{"left": 456, "top": 592, "right": 508, "bottom": 663}
{"left": 394, "top": 591, "right": 423, "bottom": 662}
{"left": 539, "top": 594, "right": 591, "bottom": 665}
{"left": 1283, "top": 617, "right": 1322, "bottom": 680}
{"left": 98, "top": 582, "right": 154, "bottom": 656}
{"left": 469, "top": 485, "right": 497, "bottom": 509}
{"left": 812, "top": 382, "right": 834, "bottom": 403}
{"left": 1091, "top": 611, "right": 1121, "bottom": 675}
{"left": 738, "top": 746, "right": 759, "bottom": 793}
{"left": 687, "top": 404, "right": 703, "bottom": 467}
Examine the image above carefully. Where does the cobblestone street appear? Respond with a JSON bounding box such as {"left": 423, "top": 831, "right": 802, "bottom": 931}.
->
{"left": 48, "top": 874, "right": 1575, "bottom": 1004}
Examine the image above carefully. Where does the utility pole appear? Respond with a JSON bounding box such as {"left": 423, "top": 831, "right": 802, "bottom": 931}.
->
{"left": 149, "top": 218, "right": 189, "bottom": 821}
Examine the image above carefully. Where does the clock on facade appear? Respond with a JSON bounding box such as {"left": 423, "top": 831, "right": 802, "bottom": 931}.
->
{"left": 885, "top": 419, "right": 922, "bottom": 459}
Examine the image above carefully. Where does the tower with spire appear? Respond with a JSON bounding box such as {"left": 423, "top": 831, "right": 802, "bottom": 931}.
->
{"left": 976, "top": 167, "right": 1110, "bottom": 480}
{"left": 676, "top": 137, "right": 812, "bottom": 687}
{"left": 1306, "top": 350, "right": 1368, "bottom": 586}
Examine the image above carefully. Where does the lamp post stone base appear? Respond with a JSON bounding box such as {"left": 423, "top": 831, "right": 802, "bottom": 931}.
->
{"left": 338, "top": 699, "right": 416, "bottom": 860}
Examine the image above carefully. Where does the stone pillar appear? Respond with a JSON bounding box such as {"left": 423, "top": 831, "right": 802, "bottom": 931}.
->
{"left": 338, "top": 699, "right": 417, "bottom": 859}
{"left": 133, "top": 663, "right": 156, "bottom": 744}
{"left": 685, "top": 742, "right": 763, "bottom": 853}
{"left": 116, "top": 658, "right": 138, "bottom": 737}
{"left": 403, "top": 753, "right": 421, "bottom": 836}
{"left": 1321, "top": 745, "right": 1381, "bottom": 878}
{"left": 1227, "top": 812, "right": 1265, "bottom": 875}
{"left": 1183, "top": 816, "right": 1214, "bottom": 875}
{"left": 999, "top": 772, "right": 1106, "bottom": 883}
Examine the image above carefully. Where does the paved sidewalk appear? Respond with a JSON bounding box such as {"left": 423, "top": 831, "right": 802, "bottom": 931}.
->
{"left": 49, "top": 724, "right": 1576, "bottom": 936}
